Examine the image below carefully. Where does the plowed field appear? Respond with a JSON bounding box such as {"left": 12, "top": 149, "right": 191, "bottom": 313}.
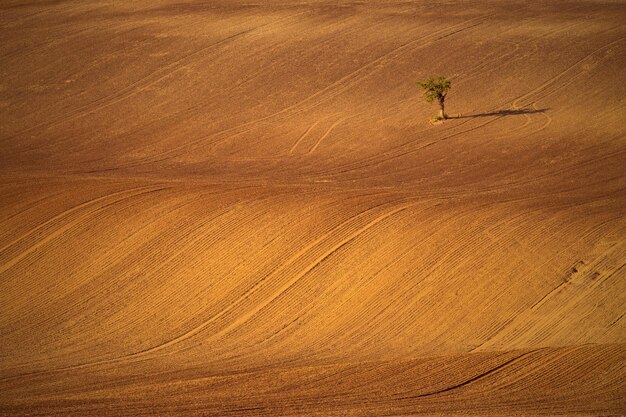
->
{"left": 1, "top": 1, "right": 625, "bottom": 415}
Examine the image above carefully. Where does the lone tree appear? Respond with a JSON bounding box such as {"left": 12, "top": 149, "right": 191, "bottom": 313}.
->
{"left": 416, "top": 76, "right": 451, "bottom": 120}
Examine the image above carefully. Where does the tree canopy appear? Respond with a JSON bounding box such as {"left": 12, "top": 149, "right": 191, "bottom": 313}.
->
{"left": 416, "top": 76, "right": 451, "bottom": 103}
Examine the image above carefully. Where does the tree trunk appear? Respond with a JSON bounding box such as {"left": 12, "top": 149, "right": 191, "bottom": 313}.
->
{"left": 438, "top": 96, "right": 446, "bottom": 119}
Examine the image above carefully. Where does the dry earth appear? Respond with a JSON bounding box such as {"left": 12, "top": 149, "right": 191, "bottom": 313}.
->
{"left": 1, "top": 0, "right": 625, "bottom": 415}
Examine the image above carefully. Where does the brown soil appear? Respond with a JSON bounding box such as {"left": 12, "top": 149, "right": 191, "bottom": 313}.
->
{"left": 1, "top": 1, "right": 625, "bottom": 415}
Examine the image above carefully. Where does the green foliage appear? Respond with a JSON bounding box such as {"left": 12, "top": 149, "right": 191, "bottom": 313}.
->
{"left": 416, "top": 76, "right": 451, "bottom": 103}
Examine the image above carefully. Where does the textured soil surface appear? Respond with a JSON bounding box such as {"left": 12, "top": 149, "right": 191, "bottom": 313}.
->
{"left": 1, "top": 1, "right": 625, "bottom": 415}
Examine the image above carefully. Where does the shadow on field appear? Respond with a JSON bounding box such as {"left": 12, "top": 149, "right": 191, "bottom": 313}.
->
{"left": 450, "top": 108, "right": 549, "bottom": 119}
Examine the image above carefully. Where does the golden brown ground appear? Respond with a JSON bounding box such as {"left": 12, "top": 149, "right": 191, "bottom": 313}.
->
{"left": 1, "top": 1, "right": 625, "bottom": 415}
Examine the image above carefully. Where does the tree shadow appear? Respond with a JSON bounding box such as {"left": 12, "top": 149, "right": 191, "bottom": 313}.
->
{"left": 449, "top": 108, "right": 549, "bottom": 119}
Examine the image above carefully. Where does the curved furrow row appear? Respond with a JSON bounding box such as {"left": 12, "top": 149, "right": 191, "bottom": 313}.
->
{"left": 0, "top": 185, "right": 164, "bottom": 274}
